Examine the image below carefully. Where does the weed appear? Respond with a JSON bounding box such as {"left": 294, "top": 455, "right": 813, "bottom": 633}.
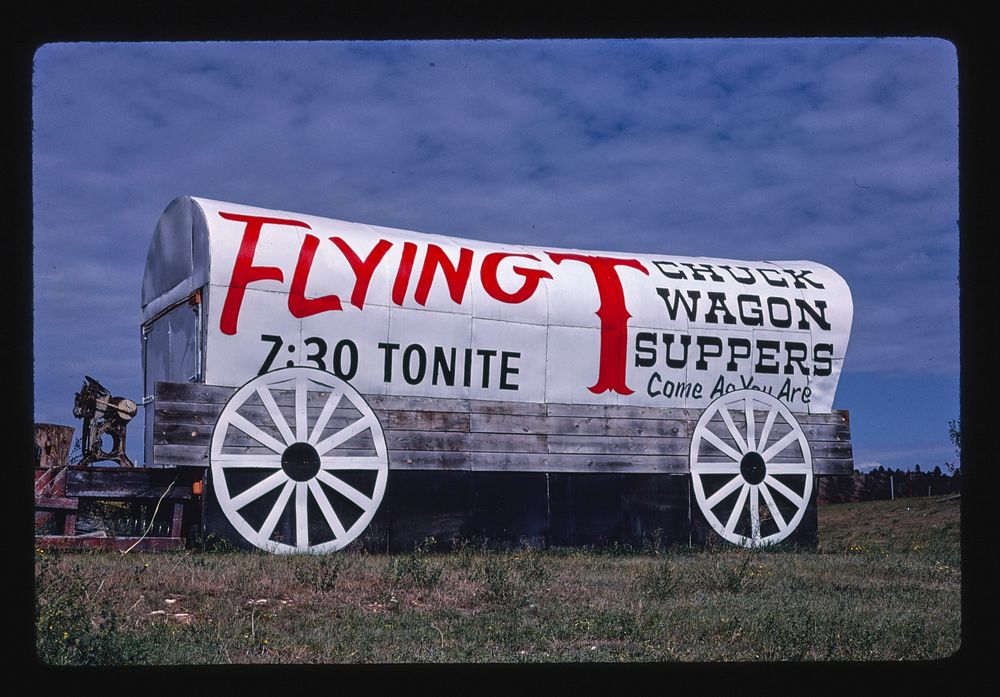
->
{"left": 450, "top": 536, "right": 485, "bottom": 570}
{"left": 636, "top": 558, "right": 679, "bottom": 599}
{"left": 476, "top": 546, "right": 549, "bottom": 605}
{"left": 292, "top": 554, "right": 348, "bottom": 592}
{"left": 392, "top": 537, "right": 443, "bottom": 590}
{"left": 364, "top": 574, "right": 403, "bottom": 613}
{"left": 132, "top": 560, "right": 150, "bottom": 583}
{"left": 35, "top": 550, "right": 147, "bottom": 665}
{"left": 590, "top": 609, "right": 640, "bottom": 640}
{"left": 239, "top": 605, "right": 275, "bottom": 659}
{"left": 595, "top": 540, "right": 637, "bottom": 556}
{"left": 640, "top": 528, "right": 665, "bottom": 556}
{"left": 693, "top": 548, "right": 767, "bottom": 593}
{"left": 514, "top": 544, "right": 549, "bottom": 585}
{"left": 203, "top": 533, "right": 239, "bottom": 554}
{"left": 479, "top": 555, "right": 516, "bottom": 602}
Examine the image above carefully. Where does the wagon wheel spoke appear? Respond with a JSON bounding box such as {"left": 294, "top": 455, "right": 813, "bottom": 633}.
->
{"left": 761, "top": 430, "right": 800, "bottom": 463}
{"left": 315, "top": 415, "right": 378, "bottom": 456}
{"left": 316, "top": 470, "right": 375, "bottom": 510}
{"left": 690, "top": 462, "right": 743, "bottom": 474}
{"left": 258, "top": 479, "right": 296, "bottom": 541}
{"left": 320, "top": 456, "right": 387, "bottom": 470}
{"left": 230, "top": 470, "right": 288, "bottom": 509}
{"left": 749, "top": 485, "right": 761, "bottom": 543}
{"left": 698, "top": 428, "right": 743, "bottom": 463}
{"left": 210, "top": 367, "right": 389, "bottom": 555}
{"left": 719, "top": 407, "right": 747, "bottom": 454}
{"left": 309, "top": 478, "right": 347, "bottom": 539}
{"left": 759, "top": 483, "right": 788, "bottom": 532}
{"left": 756, "top": 407, "right": 779, "bottom": 453}
{"left": 227, "top": 412, "right": 288, "bottom": 454}
{"left": 744, "top": 398, "right": 756, "bottom": 454}
{"left": 705, "top": 474, "right": 745, "bottom": 508}
{"left": 295, "top": 482, "right": 309, "bottom": 549}
{"left": 212, "top": 454, "right": 283, "bottom": 468}
{"left": 308, "top": 385, "right": 345, "bottom": 445}
{"left": 725, "top": 483, "right": 750, "bottom": 534}
{"left": 765, "top": 462, "right": 812, "bottom": 474}
{"left": 763, "top": 474, "right": 805, "bottom": 508}
{"left": 256, "top": 383, "right": 296, "bottom": 446}
{"left": 295, "top": 377, "right": 309, "bottom": 443}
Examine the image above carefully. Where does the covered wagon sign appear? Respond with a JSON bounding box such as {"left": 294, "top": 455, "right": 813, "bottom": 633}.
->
{"left": 143, "top": 197, "right": 855, "bottom": 553}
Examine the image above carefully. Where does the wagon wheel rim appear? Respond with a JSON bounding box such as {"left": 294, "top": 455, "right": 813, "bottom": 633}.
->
{"left": 210, "top": 367, "right": 388, "bottom": 554}
{"left": 689, "top": 389, "right": 813, "bottom": 547}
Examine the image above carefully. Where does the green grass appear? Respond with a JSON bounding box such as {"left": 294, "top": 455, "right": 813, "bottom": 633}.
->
{"left": 34, "top": 496, "right": 960, "bottom": 664}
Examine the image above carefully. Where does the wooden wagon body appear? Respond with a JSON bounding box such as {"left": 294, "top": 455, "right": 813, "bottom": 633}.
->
{"left": 142, "top": 197, "right": 854, "bottom": 553}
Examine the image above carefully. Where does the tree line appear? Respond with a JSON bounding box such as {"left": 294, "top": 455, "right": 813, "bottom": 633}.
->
{"left": 818, "top": 464, "right": 960, "bottom": 504}
{"left": 818, "top": 418, "right": 961, "bottom": 504}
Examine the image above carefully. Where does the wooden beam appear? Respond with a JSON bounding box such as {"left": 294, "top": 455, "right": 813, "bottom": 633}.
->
{"left": 65, "top": 468, "right": 193, "bottom": 500}
{"left": 35, "top": 495, "right": 79, "bottom": 511}
{"left": 170, "top": 502, "right": 185, "bottom": 539}
{"left": 812, "top": 459, "right": 855, "bottom": 476}
{"left": 151, "top": 380, "right": 854, "bottom": 475}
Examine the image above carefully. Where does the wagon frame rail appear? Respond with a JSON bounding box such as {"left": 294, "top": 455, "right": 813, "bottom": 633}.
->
{"left": 153, "top": 380, "right": 853, "bottom": 476}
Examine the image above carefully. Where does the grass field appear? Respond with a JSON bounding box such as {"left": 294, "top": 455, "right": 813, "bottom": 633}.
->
{"left": 34, "top": 496, "right": 961, "bottom": 664}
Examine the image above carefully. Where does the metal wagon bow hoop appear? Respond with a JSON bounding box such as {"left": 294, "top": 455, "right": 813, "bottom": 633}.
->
{"left": 209, "top": 367, "right": 389, "bottom": 554}
{"left": 689, "top": 389, "right": 814, "bottom": 547}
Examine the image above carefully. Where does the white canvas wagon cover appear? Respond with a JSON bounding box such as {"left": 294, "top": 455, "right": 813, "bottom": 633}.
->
{"left": 142, "top": 196, "right": 852, "bottom": 415}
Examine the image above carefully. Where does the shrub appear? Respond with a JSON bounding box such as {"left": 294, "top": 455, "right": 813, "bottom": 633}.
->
{"left": 688, "top": 546, "right": 768, "bottom": 594}
{"left": 636, "top": 559, "right": 679, "bottom": 599}
{"left": 640, "top": 528, "right": 665, "bottom": 556}
{"left": 476, "top": 545, "right": 549, "bottom": 604}
{"left": 203, "top": 533, "right": 239, "bottom": 554}
{"left": 292, "top": 554, "right": 348, "bottom": 592}
{"left": 392, "top": 537, "right": 443, "bottom": 590}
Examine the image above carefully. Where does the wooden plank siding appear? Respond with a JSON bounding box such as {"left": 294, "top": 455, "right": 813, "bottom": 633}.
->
{"left": 153, "top": 381, "right": 853, "bottom": 475}
{"left": 65, "top": 468, "right": 195, "bottom": 500}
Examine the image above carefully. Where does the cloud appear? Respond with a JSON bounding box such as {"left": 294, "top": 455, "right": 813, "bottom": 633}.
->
{"left": 32, "top": 39, "right": 959, "bottom": 462}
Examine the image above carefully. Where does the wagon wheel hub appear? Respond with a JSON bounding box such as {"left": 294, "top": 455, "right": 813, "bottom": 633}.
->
{"left": 739, "top": 451, "right": 766, "bottom": 485}
{"left": 281, "top": 442, "right": 321, "bottom": 482}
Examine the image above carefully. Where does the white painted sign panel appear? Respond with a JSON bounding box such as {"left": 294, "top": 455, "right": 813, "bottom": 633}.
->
{"left": 144, "top": 197, "right": 853, "bottom": 414}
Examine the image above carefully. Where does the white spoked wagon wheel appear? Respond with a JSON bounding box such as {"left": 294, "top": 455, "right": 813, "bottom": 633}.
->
{"left": 210, "top": 367, "right": 388, "bottom": 554}
{"left": 690, "top": 389, "right": 813, "bottom": 548}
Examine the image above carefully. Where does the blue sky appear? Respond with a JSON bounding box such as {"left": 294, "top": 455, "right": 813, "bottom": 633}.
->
{"left": 31, "top": 38, "right": 959, "bottom": 470}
